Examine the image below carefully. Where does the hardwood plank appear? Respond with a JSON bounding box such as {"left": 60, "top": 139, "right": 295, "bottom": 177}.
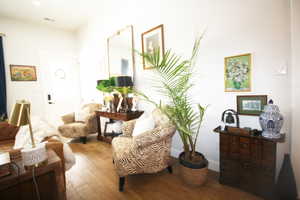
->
{"left": 66, "top": 135, "right": 262, "bottom": 200}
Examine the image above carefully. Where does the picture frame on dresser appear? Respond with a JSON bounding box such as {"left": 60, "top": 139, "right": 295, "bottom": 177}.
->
{"left": 237, "top": 95, "right": 267, "bottom": 116}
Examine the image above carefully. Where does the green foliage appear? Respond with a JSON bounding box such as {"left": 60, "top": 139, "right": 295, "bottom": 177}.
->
{"left": 96, "top": 77, "right": 134, "bottom": 95}
{"left": 138, "top": 37, "right": 207, "bottom": 160}
{"left": 96, "top": 77, "right": 116, "bottom": 93}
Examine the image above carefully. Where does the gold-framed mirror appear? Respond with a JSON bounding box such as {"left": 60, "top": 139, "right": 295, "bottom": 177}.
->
{"left": 107, "top": 25, "right": 135, "bottom": 79}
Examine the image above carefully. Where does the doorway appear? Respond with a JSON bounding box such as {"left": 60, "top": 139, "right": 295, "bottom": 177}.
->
{"left": 39, "top": 51, "right": 81, "bottom": 127}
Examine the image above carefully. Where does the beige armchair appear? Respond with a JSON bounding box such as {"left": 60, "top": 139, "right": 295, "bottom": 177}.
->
{"left": 112, "top": 109, "right": 176, "bottom": 191}
{"left": 58, "top": 103, "right": 101, "bottom": 144}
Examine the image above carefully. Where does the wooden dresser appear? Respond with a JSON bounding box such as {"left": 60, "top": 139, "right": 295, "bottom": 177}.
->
{"left": 214, "top": 126, "right": 285, "bottom": 199}
{"left": 0, "top": 150, "right": 66, "bottom": 200}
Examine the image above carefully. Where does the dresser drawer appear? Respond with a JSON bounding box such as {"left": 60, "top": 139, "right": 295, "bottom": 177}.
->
{"left": 262, "top": 141, "right": 276, "bottom": 153}
{"left": 261, "top": 141, "right": 276, "bottom": 165}
{"left": 251, "top": 139, "right": 261, "bottom": 163}
{"left": 229, "top": 136, "right": 240, "bottom": 159}
{"left": 220, "top": 160, "right": 240, "bottom": 185}
{"left": 240, "top": 137, "right": 251, "bottom": 159}
{"left": 220, "top": 159, "right": 239, "bottom": 171}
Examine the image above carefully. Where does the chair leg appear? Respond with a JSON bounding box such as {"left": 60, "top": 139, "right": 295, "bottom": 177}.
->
{"left": 119, "top": 177, "right": 125, "bottom": 192}
{"left": 167, "top": 166, "right": 173, "bottom": 174}
{"left": 104, "top": 122, "right": 108, "bottom": 136}
{"left": 80, "top": 136, "right": 87, "bottom": 144}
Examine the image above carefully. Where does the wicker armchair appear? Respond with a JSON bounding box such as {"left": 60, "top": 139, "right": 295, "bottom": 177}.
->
{"left": 58, "top": 103, "right": 101, "bottom": 144}
{"left": 112, "top": 109, "right": 176, "bottom": 191}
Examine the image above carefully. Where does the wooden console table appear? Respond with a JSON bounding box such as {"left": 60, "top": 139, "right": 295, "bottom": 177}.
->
{"left": 0, "top": 150, "right": 66, "bottom": 200}
{"left": 214, "top": 126, "right": 285, "bottom": 200}
{"left": 95, "top": 111, "right": 144, "bottom": 143}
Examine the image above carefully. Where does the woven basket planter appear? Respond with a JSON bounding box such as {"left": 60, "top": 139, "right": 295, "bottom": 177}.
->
{"left": 179, "top": 151, "right": 208, "bottom": 186}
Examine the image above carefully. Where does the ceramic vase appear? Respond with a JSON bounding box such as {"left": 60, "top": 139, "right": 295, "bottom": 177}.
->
{"left": 259, "top": 100, "right": 283, "bottom": 139}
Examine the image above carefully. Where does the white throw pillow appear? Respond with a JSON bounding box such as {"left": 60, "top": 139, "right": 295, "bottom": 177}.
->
{"left": 74, "top": 107, "right": 90, "bottom": 122}
{"left": 132, "top": 113, "right": 155, "bottom": 137}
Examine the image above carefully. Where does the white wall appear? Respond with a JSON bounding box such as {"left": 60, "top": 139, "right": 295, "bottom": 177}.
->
{"left": 291, "top": 0, "right": 300, "bottom": 195}
{"left": 0, "top": 17, "right": 80, "bottom": 123}
{"left": 77, "top": 0, "right": 292, "bottom": 172}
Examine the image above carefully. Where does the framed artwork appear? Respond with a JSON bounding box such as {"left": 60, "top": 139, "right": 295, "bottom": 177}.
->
{"left": 10, "top": 65, "right": 37, "bottom": 81}
{"left": 141, "top": 24, "right": 165, "bottom": 70}
{"left": 224, "top": 53, "right": 251, "bottom": 92}
{"left": 237, "top": 95, "right": 267, "bottom": 116}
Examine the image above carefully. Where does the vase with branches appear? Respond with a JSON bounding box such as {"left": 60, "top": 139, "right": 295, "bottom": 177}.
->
{"left": 137, "top": 37, "right": 208, "bottom": 185}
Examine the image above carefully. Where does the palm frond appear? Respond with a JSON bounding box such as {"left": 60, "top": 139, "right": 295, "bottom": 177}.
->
{"left": 138, "top": 36, "right": 206, "bottom": 156}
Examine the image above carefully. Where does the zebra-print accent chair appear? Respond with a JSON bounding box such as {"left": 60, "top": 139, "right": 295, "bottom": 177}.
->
{"left": 112, "top": 109, "right": 176, "bottom": 191}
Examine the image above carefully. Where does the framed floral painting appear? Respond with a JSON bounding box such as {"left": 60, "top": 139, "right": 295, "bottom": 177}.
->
{"left": 224, "top": 53, "right": 251, "bottom": 92}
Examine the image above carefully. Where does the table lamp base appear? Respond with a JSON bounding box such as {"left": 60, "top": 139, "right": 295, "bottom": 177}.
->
{"left": 21, "top": 143, "right": 48, "bottom": 168}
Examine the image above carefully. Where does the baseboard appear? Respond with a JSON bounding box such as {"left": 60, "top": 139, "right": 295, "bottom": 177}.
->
{"left": 170, "top": 148, "right": 181, "bottom": 158}
{"left": 171, "top": 148, "right": 219, "bottom": 172}
{"left": 207, "top": 159, "right": 219, "bottom": 172}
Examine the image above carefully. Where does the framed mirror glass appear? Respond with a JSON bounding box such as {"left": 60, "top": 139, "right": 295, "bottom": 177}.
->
{"left": 107, "top": 25, "right": 135, "bottom": 79}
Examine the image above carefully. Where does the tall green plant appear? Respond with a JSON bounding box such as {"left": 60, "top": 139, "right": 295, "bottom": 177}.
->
{"left": 138, "top": 37, "right": 206, "bottom": 162}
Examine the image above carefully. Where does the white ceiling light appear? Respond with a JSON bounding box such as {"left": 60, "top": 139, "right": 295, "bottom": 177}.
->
{"left": 32, "top": 0, "right": 41, "bottom": 7}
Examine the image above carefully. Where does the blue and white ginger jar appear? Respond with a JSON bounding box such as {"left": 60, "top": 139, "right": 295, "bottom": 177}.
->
{"left": 259, "top": 100, "right": 283, "bottom": 139}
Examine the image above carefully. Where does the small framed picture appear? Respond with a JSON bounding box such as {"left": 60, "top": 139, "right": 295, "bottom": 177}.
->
{"left": 10, "top": 65, "right": 37, "bottom": 81}
{"left": 237, "top": 95, "right": 267, "bottom": 116}
{"left": 141, "top": 24, "right": 165, "bottom": 70}
{"left": 225, "top": 53, "right": 251, "bottom": 92}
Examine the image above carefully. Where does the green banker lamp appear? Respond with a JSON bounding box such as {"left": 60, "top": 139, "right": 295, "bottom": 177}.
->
{"left": 9, "top": 100, "right": 47, "bottom": 167}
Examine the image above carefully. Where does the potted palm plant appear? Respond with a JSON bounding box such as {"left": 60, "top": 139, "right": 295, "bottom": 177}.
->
{"left": 138, "top": 37, "right": 208, "bottom": 186}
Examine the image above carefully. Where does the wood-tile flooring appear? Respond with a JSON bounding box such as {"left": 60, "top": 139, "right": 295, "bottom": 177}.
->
{"left": 66, "top": 135, "right": 262, "bottom": 200}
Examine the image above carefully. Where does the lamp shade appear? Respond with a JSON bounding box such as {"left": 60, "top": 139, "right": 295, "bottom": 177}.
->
{"left": 9, "top": 100, "right": 30, "bottom": 126}
{"left": 114, "top": 76, "right": 133, "bottom": 87}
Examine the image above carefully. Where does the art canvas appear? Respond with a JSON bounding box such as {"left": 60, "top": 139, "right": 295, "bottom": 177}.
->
{"left": 10, "top": 65, "right": 37, "bottom": 81}
{"left": 141, "top": 24, "right": 165, "bottom": 69}
{"left": 237, "top": 95, "right": 267, "bottom": 116}
{"left": 224, "top": 53, "right": 251, "bottom": 92}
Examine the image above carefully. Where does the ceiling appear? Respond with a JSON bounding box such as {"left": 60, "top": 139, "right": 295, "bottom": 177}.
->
{"left": 0, "top": 0, "right": 102, "bottom": 31}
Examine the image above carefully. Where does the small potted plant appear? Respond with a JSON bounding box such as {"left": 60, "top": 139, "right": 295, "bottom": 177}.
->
{"left": 138, "top": 37, "right": 208, "bottom": 186}
{"left": 96, "top": 77, "right": 116, "bottom": 93}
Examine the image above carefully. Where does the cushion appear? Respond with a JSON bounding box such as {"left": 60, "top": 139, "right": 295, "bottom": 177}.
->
{"left": 152, "top": 109, "right": 170, "bottom": 127}
{"left": 74, "top": 107, "right": 90, "bottom": 122}
{"left": 58, "top": 123, "right": 88, "bottom": 138}
{"left": 132, "top": 113, "right": 155, "bottom": 137}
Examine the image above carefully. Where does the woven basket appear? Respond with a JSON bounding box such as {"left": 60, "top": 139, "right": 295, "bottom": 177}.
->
{"left": 179, "top": 152, "right": 208, "bottom": 186}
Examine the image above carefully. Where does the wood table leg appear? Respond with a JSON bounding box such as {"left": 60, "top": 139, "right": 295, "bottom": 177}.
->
{"left": 96, "top": 115, "right": 102, "bottom": 141}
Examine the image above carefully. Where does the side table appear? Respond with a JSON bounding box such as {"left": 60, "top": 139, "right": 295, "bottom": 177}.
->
{"left": 214, "top": 126, "right": 285, "bottom": 200}
{"left": 95, "top": 111, "right": 144, "bottom": 143}
{"left": 0, "top": 149, "right": 66, "bottom": 200}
